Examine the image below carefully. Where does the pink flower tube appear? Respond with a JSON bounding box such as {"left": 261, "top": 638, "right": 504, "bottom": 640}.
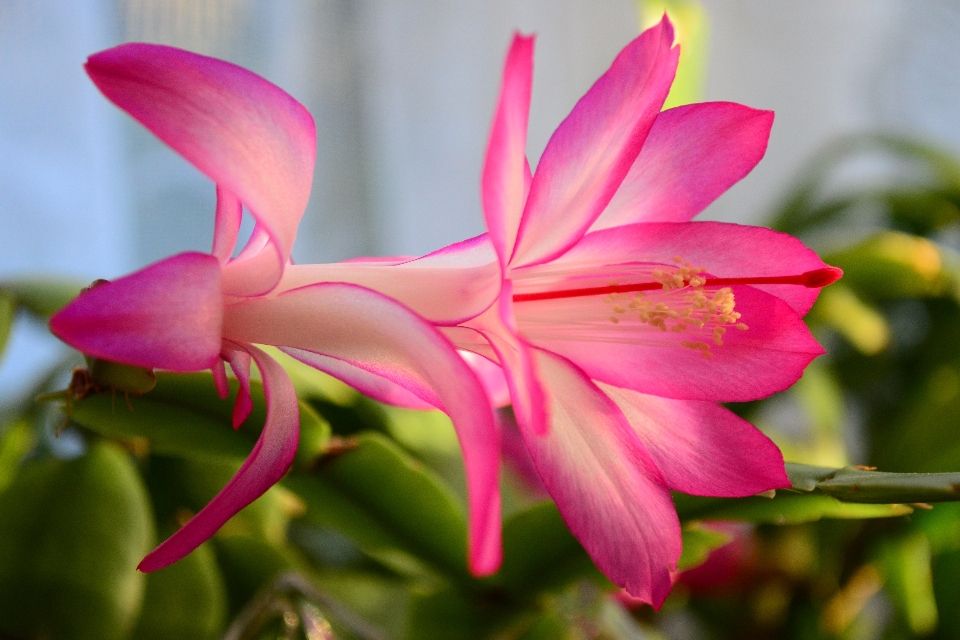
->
{"left": 49, "top": 44, "right": 502, "bottom": 577}
{"left": 280, "top": 17, "right": 841, "bottom": 607}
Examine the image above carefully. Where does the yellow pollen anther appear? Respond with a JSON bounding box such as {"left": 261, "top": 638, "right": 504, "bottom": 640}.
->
{"left": 610, "top": 316, "right": 620, "bottom": 324}
{"left": 736, "top": 323, "right": 749, "bottom": 331}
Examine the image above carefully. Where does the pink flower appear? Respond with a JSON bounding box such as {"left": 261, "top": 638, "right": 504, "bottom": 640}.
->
{"left": 49, "top": 44, "right": 502, "bottom": 576}
{"left": 280, "top": 18, "right": 839, "bottom": 606}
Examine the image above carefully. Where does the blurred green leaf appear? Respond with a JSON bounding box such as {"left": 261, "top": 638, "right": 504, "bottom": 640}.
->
{"left": 130, "top": 540, "right": 227, "bottom": 640}
{"left": 678, "top": 524, "right": 733, "bottom": 571}
{"left": 0, "top": 290, "right": 13, "bottom": 357}
{"left": 811, "top": 284, "right": 890, "bottom": 355}
{"left": 498, "top": 501, "right": 605, "bottom": 599}
{"left": 675, "top": 491, "right": 912, "bottom": 525}
{"left": 68, "top": 371, "right": 329, "bottom": 470}
{"left": 877, "top": 532, "right": 939, "bottom": 635}
{"left": 0, "top": 442, "right": 153, "bottom": 640}
{"left": 286, "top": 433, "right": 470, "bottom": 581}
{"left": 514, "top": 611, "right": 572, "bottom": 640}
{"left": 213, "top": 534, "right": 301, "bottom": 616}
{"left": 0, "top": 416, "right": 35, "bottom": 495}
{"left": 641, "top": 0, "right": 708, "bottom": 109}
{"left": 0, "top": 277, "right": 85, "bottom": 317}
{"left": 826, "top": 231, "right": 946, "bottom": 299}
{"left": 406, "top": 586, "right": 513, "bottom": 640}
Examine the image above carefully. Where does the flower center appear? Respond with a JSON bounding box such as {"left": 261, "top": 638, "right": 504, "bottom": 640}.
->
{"left": 511, "top": 257, "right": 842, "bottom": 357}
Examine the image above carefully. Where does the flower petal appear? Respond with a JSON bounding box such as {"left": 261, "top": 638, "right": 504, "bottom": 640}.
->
{"left": 278, "top": 233, "right": 501, "bottom": 325}
{"left": 592, "top": 103, "right": 774, "bottom": 229}
{"left": 212, "top": 360, "right": 229, "bottom": 399}
{"left": 222, "top": 344, "right": 253, "bottom": 428}
{"left": 483, "top": 33, "right": 534, "bottom": 267}
{"left": 212, "top": 186, "right": 243, "bottom": 264}
{"left": 49, "top": 252, "right": 222, "bottom": 372}
{"left": 86, "top": 43, "right": 316, "bottom": 295}
{"left": 281, "top": 347, "right": 435, "bottom": 410}
{"left": 538, "top": 221, "right": 832, "bottom": 315}
{"left": 518, "top": 284, "right": 824, "bottom": 402}
{"left": 509, "top": 17, "right": 678, "bottom": 268}
{"left": 138, "top": 343, "right": 299, "bottom": 572}
{"left": 598, "top": 384, "right": 791, "bottom": 496}
{"left": 459, "top": 350, "right": 511, "bottom": 408}
{"left": 521, "top": 349, "right": 680, "bottom": 607}
{"left": 223, "top": 283, "right": 502, "bottom": 575}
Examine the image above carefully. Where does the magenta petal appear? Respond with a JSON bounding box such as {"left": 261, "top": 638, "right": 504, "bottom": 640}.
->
{"left": 509, "top": 18, "right": 679, "bottom": 268}
{"left": 524, "top": 284, "right": 824, "bottom": 402}
{"left": 49, "top": 252, "right": 222, "bottom": 372}
{"left": 212, "top": 360, "right": 229, "bottom": 399}
{"left": 592, "top": 103, "right": 774, "bottom": 229}
{"left": 223, "top": 283, "right": 502, "bottom": 575}
{"left": 459, "top": 351, "right": 511, "bottom": 408}
{"left": 86, "top": 43, "right": 315, "bottom": 294}
{"left": 278, "top": 233, "right": 501, "bottom": 325}
{"left": 281, "top": 347, "right": 435, "bottom": 410}
{"left": 548, "top": 221, "right": 832, "bottom": 315}
{"left": 212, "top": 186, "right": 243, "bottom": 264}
{"left": 138, "top": 343, "right": 299, "bottom": 572}
{"left": 483, "top": 33, "right": 534, "bottom": 267}
{"left": 599, "top": 384, "right": 791, "bottom": 496}
{"left": 222, "top": 343, "right": 253, "bottom": 428}
{"left": 521, "top": 350, "right": 680, "bottom": 607}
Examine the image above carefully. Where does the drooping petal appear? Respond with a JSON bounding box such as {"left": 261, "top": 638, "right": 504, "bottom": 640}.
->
{"left": 521, "top": 349, "right": 680, "bottom": 607}
{"left": 509, "top": 17, "right": 679, "bottom": 268}
{"left": 223, "top": 283, "right": 502, "bottom": 575}
{"left": 278, "top": 233, "right": 501, "bottom": 325}
{"left": 483, "top": 33, "right": 534, "bottom": 267}
{"left": 281, "top": 347, "right": 435, "bottom": 410}
{"left": 592, "top": 103, "right": 774, "bottom": 229}
{"left": 86, "top": 43, "right": 316, "bottom": 295}
{"left": 467, "top": 282, "right": 549, "bottom": 436}
{"left": 518, "top": 284, "right": 824, "bottom": 402}
{"left": 598, "top": 384, "right": 791, "bottom": 496}
{"left": 222, "top": 344, "right": 253, "bottom": 428}
{"left": 212, "top": 359, "right": 229, "bottom": 399}
{"left": 49, "top": 252, "right": 222, "bottom": 372}
{"left": 212, "top": 186, "right": 243, "bottom": 264}
{"left": 138, "top": 342, "right": 299, "bottom": 572}
{"left": 533, "top": 221, "right": 833, "bottom": 315}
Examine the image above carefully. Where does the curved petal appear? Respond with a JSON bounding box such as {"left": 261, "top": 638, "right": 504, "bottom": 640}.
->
{"left": 521, "top": 350, "right": 680, "bottom": 607}
{"left": 222, "top": 344, "right": 253, "bottom": 428}
{"left": 277, "top": 233, "right": 501, "bottom": 325}
{"left": 519, "top": 284, "right": 824, "bottom": 402}
{"left": 49, "top": 252, "right": 222, "bottom": 372}
{"left": 459, "top": 350, "right": 511, "bottom": 408}
{"left": 212, "top": 186, "right": 243, "bottom": 263}
{"left": 483, "top": 33, "right": 534, "bottom": 267}
{"left": 509, "top": 17, "right": 679, "bottom": 268}
{"left": 467, "top": 282, "right": 549, "bottom": 436}
{"left": 86, "top": 43, "right": 316, "bottom": 295}
{"left": 535, "top": 221, "right": 833, "bottom": 315}
{"left": 138, "top": 343, "right": 299, "bottom": 572}
{"left": 599, "top": 384, "right": 791, "bottom": 496}
{"left": 592, "top": 103, "right": 774, "bottom": 229}
{"left": 223, "top": 283, "right": 502, "bottom": 575}
{"left": 281, "top": 347, "right": 435, "bottom": 410}
{"left": 212, "top": 360, "right": 229, "bottom": 399}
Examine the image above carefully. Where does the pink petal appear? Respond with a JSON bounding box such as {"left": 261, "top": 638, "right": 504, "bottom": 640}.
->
{"left": 459, "top": 350, "right": 511, "bottom": 408}
{"left": 521, "top": 349, "right": 680, "bottom": 607}
{"left": 49, "top": 252, "right": 222, "bottom": 372}
{"left": 518, "top": 284, "right": 824, "bottom": 402}
{"left": 223, "top": 283, "right": 502, "bottom": 575}
{"left": 222, "top": 344, "right": 253, "bottom": 428}
{"left": 212, "top": 186, "right": 243, "bottom": 264}
{"left": 509, "top": 17, "right": 679, "bottom": 268}
{"left": 598, "top": 384, "right": 790, "bottom": 496}
{"left": 466, "top": 282, "right": 549, "bottom": 436}
{"left": 592, "top": 103, "right": 774, "bottom": 230}
{"left": 538, "top": 221, "right": 833, "bottom": 314}
{"left": 86, "top": 44, "right": 316, "bottom": 295}
{"left": 138, "top": 343, "right": 299, "bottom": 572}
{"left": 277, "top": 233, "right": 501, "bottom": 325}
{"left": 212, "top": 360, "right": 229, "bottom": 399}
{"left": 281, "top": 347, "right": 435, "bottom": 410}
{"left": 483, "top": 33, "right": 534, "bottom": 267}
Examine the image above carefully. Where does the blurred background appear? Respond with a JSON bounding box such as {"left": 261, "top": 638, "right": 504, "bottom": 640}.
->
{"left": 5, "top": 2, "right": 960, "bottom": 639}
